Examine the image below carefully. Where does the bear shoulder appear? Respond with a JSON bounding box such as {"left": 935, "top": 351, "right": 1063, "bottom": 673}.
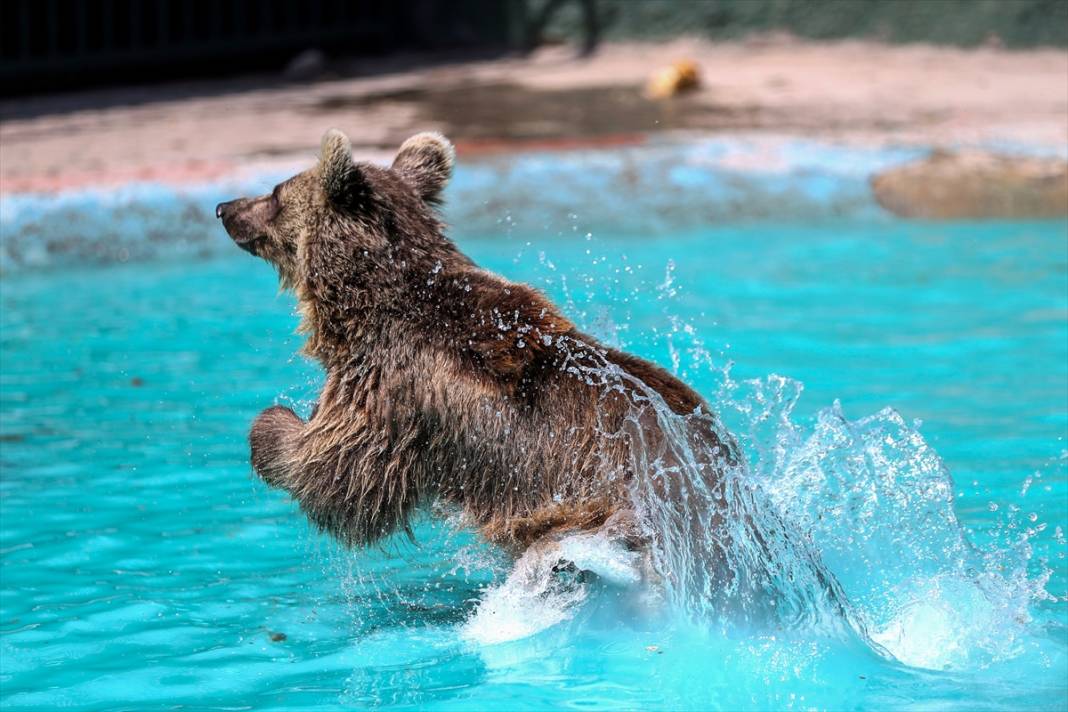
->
{"left": 425, "top": 268, "right": 574, "bottom": 388}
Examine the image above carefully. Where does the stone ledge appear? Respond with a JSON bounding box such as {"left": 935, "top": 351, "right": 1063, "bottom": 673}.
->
{"left": 871, "top": 150, "right": 1068, "bottom": 219}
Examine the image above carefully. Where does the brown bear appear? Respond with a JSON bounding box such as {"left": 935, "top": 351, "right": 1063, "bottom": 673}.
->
{"left": 216, "top": 129, "right": 736, "bottom": 561}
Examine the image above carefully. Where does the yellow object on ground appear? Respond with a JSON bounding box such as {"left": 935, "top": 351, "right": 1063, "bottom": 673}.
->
{"left": 646, "top": 59, "right": 701, "bottom": 99}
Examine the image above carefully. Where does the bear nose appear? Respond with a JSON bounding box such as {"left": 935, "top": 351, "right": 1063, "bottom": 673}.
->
{"left": 215, "top": 201, "right": 231, "bottom": 219}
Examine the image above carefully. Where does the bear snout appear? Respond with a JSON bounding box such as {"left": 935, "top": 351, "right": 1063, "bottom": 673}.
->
{"left": 216, "top": 198, "right": 263, "bottom": 252}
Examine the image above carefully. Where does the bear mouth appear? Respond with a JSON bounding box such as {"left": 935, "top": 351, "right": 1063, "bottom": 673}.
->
{"left": 232, "top": 233, "right": 266, "bottom": 256}
{"left": 218, "top": 213, "right": 266, "bottom": 256}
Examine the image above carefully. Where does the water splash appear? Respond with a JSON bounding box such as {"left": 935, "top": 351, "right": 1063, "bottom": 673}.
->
{"left": 588, "top": 353, "right": 864, "bottom": 639}
{"left": 453, "top": 309, "right": 1056, "bottom": 674}
{"left": 712, "top": 371, "right": 1056, "bottom": 670}
{"left": 460, "top": 539, "right": 592, "bottom": 645}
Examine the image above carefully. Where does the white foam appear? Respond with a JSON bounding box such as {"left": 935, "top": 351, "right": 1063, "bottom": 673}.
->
{"left": 870, "top": 574, "right": 1032, "bottom": 670}
{"left": 557, "top": 533, "right": 643, "bottom": 587}
{"left": 461, "top": 532, "right": 643, "bottom": 645}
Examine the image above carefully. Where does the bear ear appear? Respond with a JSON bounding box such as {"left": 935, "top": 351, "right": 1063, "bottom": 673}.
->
{"left": 319, "top": 128, "right": 364, "bottom": 207}
{"left": 391, "top": 132, "right": 454, "bottom": 205}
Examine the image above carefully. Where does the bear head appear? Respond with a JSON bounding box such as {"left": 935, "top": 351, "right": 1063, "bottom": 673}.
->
{"left": 216, "top": 129, "right": 459, "bottom": 357}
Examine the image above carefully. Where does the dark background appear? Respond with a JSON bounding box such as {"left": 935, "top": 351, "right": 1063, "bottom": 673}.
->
{"left": 3, "top": 0, "right": 1067, "bottom": 97}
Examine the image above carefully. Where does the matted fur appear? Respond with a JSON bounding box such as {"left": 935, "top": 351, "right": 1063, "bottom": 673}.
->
{"left": 218, "top": 129, "right": 732, "bottom": 553}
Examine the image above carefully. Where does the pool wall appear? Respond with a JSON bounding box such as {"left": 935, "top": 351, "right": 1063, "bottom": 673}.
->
{"left": 1, "top": 136, "right": 929, "bottom": 273}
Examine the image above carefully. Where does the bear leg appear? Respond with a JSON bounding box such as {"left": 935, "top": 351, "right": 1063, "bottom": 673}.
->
{"left": 249, "top": 404, "right": 305, "bottom": 488}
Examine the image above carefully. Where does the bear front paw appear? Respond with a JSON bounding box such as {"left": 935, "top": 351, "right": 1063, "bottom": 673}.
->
{"left": 249, "top": 405, "right": 304, "bottom": 487}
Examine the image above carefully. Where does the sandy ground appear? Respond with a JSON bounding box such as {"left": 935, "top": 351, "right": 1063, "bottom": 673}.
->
{"left": 1, "top": 38, "right": 1066, "bottom": 194}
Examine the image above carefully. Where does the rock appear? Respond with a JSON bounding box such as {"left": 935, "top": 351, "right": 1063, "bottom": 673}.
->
{"left": 283, "top": 49, "right": 327, "bottom": 81}
{"left": 871, "top": 150, "right": 1068, "bottom": 219}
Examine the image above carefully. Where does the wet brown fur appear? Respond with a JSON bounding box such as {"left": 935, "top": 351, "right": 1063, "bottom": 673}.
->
{"left": 219, "top": 130, "right": 728, "bottom": 554}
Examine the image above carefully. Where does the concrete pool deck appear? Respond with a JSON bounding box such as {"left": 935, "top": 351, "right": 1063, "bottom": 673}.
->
{"left": 2, "top": 37, "right": 1067, "bottom": 194}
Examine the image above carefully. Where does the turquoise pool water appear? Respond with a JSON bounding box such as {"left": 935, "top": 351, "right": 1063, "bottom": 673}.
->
{"left": 2, "top": 203, "right": 1066, "bottom": 708}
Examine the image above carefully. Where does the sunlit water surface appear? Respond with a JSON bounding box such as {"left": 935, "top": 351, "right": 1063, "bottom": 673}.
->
{"left": 2, "top": 219, "right": 1066, "bottom": 710}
